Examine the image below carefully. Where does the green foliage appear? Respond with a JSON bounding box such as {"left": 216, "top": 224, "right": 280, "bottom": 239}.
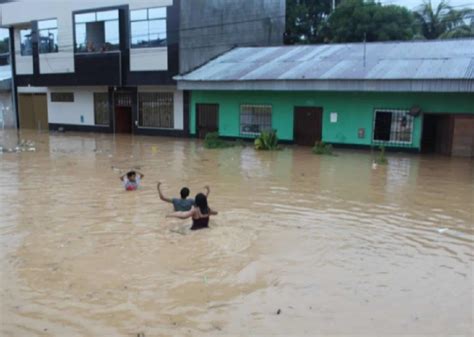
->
{"left": 414, "top": 0, "right": 474, "bottom": 39}
{"left": 376, "top": 145, "right": 388, "bottom": 165}
{"left": 285, "top": 0, "right": 339, "bottom": 44}
{"left": 312, "top": 141, "right": 333, "bottom": 155}
{"left": 415, "top": 1, "right": 473, "bottom": 39}
{"left": 203, "top": 132, "right": 234, "bottom": 149}
{"left": 324, "top": 0, "right": 416, "bottom": 42}
{"left": 254, "top": 130, "right": 280, "bottom": 151}
{"left": 285, "top": 0, "right": 473, "bottom": 43}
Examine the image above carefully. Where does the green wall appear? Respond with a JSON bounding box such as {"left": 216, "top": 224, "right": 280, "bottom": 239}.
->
{"left": 190, "top": 91, "right": 474, "bottom": 149}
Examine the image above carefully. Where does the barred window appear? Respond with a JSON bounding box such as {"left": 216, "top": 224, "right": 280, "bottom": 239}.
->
{"left": 51, "top": 92, "right": 74, "bottom": 102}
{"left": 240, "top": 104, "right": 272, "bottom": 137}
{"left": 94, "top": 93, "right": 109, "bottom": 126}
{"left": 373, "top": 109, "right": 413, "bottom": 144}
{"left": 138, "top": 92, "right": 173, "bottom": 128}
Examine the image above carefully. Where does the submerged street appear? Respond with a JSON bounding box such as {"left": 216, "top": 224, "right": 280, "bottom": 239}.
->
{"left": 0, "top": 130, "right": 472, "bottom": 336}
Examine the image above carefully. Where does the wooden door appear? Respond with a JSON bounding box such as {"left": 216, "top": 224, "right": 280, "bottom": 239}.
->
{"left": 18, "top": 93, "right": 48, "bottom": 130}
{"left": 115, "top": 107, "right": 132, "bottom": 133}
{"left": 196, "top": 104, "right": 219, "bottom": 139}
{"left": 33, "top": 94, "right": 48, "bottom": 130}
{"left": 293, "top": 107, "right": 323, "bottom": 146}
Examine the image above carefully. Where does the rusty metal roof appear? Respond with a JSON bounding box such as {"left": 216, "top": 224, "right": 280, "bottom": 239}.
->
{"left": 176, "top": 39, "right": 474, "bottom": 92}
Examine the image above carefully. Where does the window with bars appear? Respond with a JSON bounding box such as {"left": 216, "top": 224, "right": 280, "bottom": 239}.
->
{"left": 94, "top": 93, "right": 109, "bottom": 126}
{"left": 373, "top": 109, "right": 414, "bottom": 145}
{"left": 51, "top": 92, "right": 74, "bottom": 102}
{"left": 240, "top": 104, "right": 272, "bottom": 137}
{"left": 138, "top": 92, "right": 173, "bottom": 128}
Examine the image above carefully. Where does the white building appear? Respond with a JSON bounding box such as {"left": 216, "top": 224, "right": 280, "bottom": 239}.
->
{"left": 0, "top": 0, "right": 285, "bottom": 135}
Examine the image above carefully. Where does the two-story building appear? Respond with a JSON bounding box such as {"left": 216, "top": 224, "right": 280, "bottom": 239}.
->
{"left": 0, "top": 0, "right": 285, "bottom": 135}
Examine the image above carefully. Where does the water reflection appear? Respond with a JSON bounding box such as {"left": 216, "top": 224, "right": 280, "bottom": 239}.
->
{"left": 0, "top": 130, "right": 472, "bottom": 336}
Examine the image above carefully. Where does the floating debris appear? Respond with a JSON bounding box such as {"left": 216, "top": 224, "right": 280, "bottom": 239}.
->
{"left": 0, "top": 140, "right": 36, "bottom": 153}
{"left": 437, "top": 228, "right": 449, "bottom": 234}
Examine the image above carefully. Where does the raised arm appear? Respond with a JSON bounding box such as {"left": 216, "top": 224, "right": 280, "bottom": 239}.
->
{"left": 120, "top": 173, "right": 126, "bottom": 181}
{"left": 204, "top": 185, "right": 210, "bottom": 197}
{"left": 209, "top": 208, "right": 218, "bottom": 216}
{"left": 166, "top": 209, "right": 194, "bottom": 219}
{"left": 157, "top": 182, "right": 173, "bottom": 203}
{"left": 137, "top": 171, "right": 144, "bottom": 179}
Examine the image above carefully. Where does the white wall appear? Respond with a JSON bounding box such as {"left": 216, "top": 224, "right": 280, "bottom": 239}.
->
{"left": 137, "top": 86, "right": 183, "bottom": 130}
{"left": 130, "top": 47, "right": 168, "bottom": 72}
{"left": 47, "top": 87, "right": 108, "bottom": 125}
{"left": 2, "top": 0, "right": 173, "bottom": 74}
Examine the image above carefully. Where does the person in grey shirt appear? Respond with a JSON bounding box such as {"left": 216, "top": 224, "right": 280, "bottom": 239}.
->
{"left": 157, "top": 182, "right": 210, "bottom": 211}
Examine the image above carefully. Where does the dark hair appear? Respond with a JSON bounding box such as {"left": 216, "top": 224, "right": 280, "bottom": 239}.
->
{"left": 180, "top": 187, "right": 190, "bottom": 199}
{"left": 195, "top": 193, "right": 209, "bottom": 215}
{"left": 127, "top": 171, "right": 136, "bottom": 178}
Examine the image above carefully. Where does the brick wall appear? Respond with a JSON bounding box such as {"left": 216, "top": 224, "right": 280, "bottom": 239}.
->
{"left": 452, "top": 116, "right": 474, "bottom": 157}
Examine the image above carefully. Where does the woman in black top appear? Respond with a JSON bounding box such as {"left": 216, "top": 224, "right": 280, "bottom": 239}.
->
{"left": 166, "top": 193, "right": 218, "bottom": 230}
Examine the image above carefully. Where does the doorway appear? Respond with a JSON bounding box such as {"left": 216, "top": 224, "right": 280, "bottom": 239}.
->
{"left": 18, "top": 93, "right": 48, "bottom": 130}
{"left": 293, "top": 107, "right": 323, "bottom": 146}
{"left": 196, "top": 104, "right": 219, "bottom": 139}
{"left": 421, "top": 114, "right": 454, "bottom": 155}
{"left": 114, "top": 92, "right": 133, "bottom": 134}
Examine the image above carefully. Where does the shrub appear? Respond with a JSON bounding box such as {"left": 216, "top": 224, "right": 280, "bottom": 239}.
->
{"left": 254, "top": 130, "right": 280, "bottom": 151}
{"left": 203, "top": 132, "right": 233, "bottom": 149}
{"left": 312, "top": 141, "right": 333, "bottom": 155}
{"left": 376, "top": 145, "right": 388, "bottom": 164}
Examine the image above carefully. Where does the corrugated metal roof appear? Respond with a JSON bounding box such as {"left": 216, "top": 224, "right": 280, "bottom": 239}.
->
{"left": 177, "top": 39, "right": 474, "bottom": 82}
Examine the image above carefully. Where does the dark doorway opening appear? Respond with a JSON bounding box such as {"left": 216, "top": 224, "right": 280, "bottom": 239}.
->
{"left": 114, "top": 92, "right": 134, "bottom": 134}
{"left": 196, "top": 104, "right": 219, "bottom": 139}
{"left": 421, "top": 114, "right": 454, "bottom": 155}
{"left": 293, "top": 107, "right": 323, "bottom": 146}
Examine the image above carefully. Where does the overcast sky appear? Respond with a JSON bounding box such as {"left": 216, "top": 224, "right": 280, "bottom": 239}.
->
{"left": 380, "top": 0, "right": 474, "bottom": 9}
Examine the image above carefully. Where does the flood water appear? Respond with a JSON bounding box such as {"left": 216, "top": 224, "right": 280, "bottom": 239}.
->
{"left": 0, "top": 130, "right": 473, "bottom": 337}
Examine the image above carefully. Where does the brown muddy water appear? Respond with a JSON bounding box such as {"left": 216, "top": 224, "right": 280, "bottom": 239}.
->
{"left": 0, "top": 130, "right": 473, "bottom": 337}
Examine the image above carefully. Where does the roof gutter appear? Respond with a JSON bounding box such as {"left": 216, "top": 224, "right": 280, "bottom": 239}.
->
{"left": 176, "top": 79, "right": 474, "bottom": 93}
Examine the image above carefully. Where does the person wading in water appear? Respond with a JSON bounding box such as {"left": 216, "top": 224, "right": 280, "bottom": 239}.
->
{"left": 166, "top": 193, "right": 217, "bottom": 230}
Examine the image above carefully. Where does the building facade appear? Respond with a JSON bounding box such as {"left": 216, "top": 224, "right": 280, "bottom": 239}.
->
{"left": 0, "top": 0, "right": 285, "bottom": 135}
{"left": 177, "top": 41, "right": 474, "bottom": 157}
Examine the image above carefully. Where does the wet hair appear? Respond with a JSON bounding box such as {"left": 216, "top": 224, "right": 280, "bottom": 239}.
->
{"left": 127, "top": 171, "right": 136, "bottom": 179}
{"left": 180, "top": 187, "right": 190, "bottom": 199}
{"left": 195, "top": 193, "right": 209, "bottom": 215}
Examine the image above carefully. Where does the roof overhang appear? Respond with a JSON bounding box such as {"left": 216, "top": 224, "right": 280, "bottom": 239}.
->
{"left": 177, "top": 79, "right": 474, "bottom": 93}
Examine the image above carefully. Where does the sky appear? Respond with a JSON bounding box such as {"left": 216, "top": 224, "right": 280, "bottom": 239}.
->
{"left": 380, "top": 0, "right": 474, "bottom": 9}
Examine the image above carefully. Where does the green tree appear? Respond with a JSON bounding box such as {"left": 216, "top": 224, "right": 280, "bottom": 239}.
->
{"left": 414, "top": 0, "right": 474, "bottom": 39}
{"left": 323, "top": 0, "right": 416, "bottom": 42}
{"left": 285, "top": 0, "right": 342, "bottom": 44}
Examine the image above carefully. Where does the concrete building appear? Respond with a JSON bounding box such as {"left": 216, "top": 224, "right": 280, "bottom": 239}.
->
{"left": 0, "top": 0, "right": 285, "bottom": 135}
{"left": 176, "top": 40, "right": 474, "bottom": 157}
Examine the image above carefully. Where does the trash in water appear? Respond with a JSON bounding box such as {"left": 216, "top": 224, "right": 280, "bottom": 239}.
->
{"left": 0, "top": 140, "right": 36, "bottom": 153}
{"left": 437, "top": 228, "right": 449, "bottom": 234}
{"left": 276, "top": 309, "right": 281, "bottom": 315}
{"left": 372, "top": 162, "right": 378, "bottom": 170}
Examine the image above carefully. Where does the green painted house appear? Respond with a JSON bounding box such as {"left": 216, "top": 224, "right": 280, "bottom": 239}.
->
{"left": 177, "top": 39, "right": 474, "bottom": 157}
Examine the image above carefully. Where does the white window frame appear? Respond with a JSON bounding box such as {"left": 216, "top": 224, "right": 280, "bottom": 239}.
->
{"left": 372, "top": 108, "right": 414, "bottom": 145}
{"left": 130, "top": 7, "right": 167, "bottom": 49}
{"left": 38, "top": 18, "right": 58, "bottom": 54}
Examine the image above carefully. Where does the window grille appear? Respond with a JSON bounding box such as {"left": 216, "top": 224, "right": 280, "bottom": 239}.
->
{"left": 138, "top": 92, "right": 173, "bottom": 128}
{"left": 240, "top": 104, "right": 272, "bottom": 137}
